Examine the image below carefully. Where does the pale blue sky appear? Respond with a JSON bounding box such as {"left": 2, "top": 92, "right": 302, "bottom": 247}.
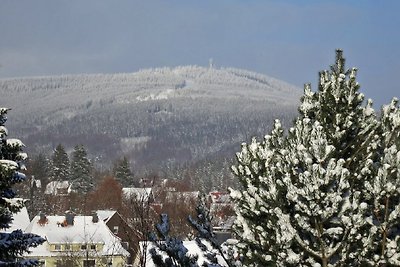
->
{"left": 0, "top": 0, "right": 398, "bottom": 107}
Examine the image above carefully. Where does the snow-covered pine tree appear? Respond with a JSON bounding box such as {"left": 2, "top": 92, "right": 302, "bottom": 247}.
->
{"left": 150, "top": 213, "right": 200, "bottom": 267}
{"left": 0, "top": 108, "right": 45, "bottom": 265}
{"left": 70, "top": 144, "right": 93, "bottom": 194}
{"left": 49, "top": 144, "right": 70, "bottom": 182}
{"left": 360, "top": 98, "right": 400, "bottom": 265}
{"left": 230, "top": 50, "right": 399, "bottom": 266}
{"left": 188, "top": 194, "right": 234, "bottom": 267}
{"left": 113, "top": 156, "right": 134, "bottom": 187}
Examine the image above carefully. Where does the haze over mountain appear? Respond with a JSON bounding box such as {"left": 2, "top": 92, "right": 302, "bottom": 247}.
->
{"left": 0, "top": 66, "right": 301, "bottom": 188}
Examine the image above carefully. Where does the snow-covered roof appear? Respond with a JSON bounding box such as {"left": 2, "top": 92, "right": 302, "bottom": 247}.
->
{"left": 96, "top": 210, "right": 117, "bottom": 223}
{"left": 122, "top": 187, "right": 152, "bottom": 202}
{"left": 44, "top": 180, "right": 71, "bottom": 195}
{"left": 137, "top": 240, "right": 229, "bottom": 267}
{"left": 165, "top": 191, "right": 200, "bottom": 202}
{"left": 25, "top": 215, "right": 130, "bottom": 257}
{"left": 3, "top": 206, "right": 30, "bottom": 233}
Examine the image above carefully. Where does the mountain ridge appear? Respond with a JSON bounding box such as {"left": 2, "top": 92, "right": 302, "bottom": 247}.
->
{"left": 0, "top": 66, "right": 302, "bottom": 189}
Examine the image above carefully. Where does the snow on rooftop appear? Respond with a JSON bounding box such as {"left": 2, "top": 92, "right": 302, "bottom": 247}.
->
{"left": 25, "top": 215, "right": 129, "bottom": 257}
{"left": 122, "top": 187, "right": 152, "bottom": 202}
{"left": 96, "top": 210, "right": 117, "bottom": 223}
{"left": 165, "top": 191, "right": 200, "bottom": 203}
{"left": 44, "top": 180, "right": 71, "bottom": 195}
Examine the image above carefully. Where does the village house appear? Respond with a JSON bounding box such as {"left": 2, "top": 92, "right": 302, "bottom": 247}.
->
{"left": 24, "top": 212, "right": 129, "bottom": 267}
{"left": 209, "top": 191, "right": 236, "bottom": 244}
{"left": 121, "top": 187, "right": 154, "bottom": 203}
{"left": 44, "top": 181, "right": 72, "bottom": 196}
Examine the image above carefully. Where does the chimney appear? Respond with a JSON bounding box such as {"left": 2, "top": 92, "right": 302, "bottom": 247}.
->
{"left": 38, "top": 212, "right": 47, "bottom": 226}
{"left": 92, "top": 212, "right": 99, "bottom": 223}
{"left": 65, "top": 211, "right": 74, "bottom": 226}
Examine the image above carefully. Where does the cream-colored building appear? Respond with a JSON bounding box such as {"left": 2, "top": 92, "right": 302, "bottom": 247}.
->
{"left": 24, "top": 213, "right": 129, "bottom": 267}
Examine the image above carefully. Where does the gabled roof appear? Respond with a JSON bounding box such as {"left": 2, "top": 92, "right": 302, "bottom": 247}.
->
{"left": 122, "top": 187, "right": 152, "bottom": 202}
{"left": 25, "top": 215, "right": 130, "bottom": 257}
{"left": 96, "top": 210, "right": 117, "bottom": 223}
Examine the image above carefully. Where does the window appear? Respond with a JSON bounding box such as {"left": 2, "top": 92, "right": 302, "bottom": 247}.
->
{"left": 90, "top": 244, "right": 96, "bottom": 250}
{"left": 65, "top": 244, "right": 71, "bottom": 250}
{"left": 83, "top": 259, "right": 95, "bottom": 267}
{"left": 121, "top": 241, "right": 129, "bottom": 250}
{"left": 56, "top": 259, "right": 73, "bottom": 267}
{"left": 113, "top": 225, "right": 119, "bottom": 234}
{"left": 54, "top": 244, "right": 61, "bottom": 251}
{"left": 81, "top": 244, "right": 87, "bottom": 250}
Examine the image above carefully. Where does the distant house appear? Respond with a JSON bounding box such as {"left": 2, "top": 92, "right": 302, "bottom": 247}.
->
{"left": 122, "top": 187, "right": 153, "bottom": 203}
{"left": 209, "top": 191, "right": 235, "bottom": 224}
{"left": 209, "top": 191, "right": 235, "bottom": 244}
{"left": 44, "top": 181, "right": 72, "bottom": 196}
{"left": 164, "top": 191, "right": 200, "bottom": 204}
{"left": 24, "top": 213, "right": 129, "bottom": 267}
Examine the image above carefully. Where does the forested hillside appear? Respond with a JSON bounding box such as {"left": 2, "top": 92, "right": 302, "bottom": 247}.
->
{"left": 0, "top": 66, "right": 301, "bottom": 189}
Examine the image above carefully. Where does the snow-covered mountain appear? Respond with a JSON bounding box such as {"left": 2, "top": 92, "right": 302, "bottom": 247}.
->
{"left": 0, "top": 66, "right": 301, "bottom": 183}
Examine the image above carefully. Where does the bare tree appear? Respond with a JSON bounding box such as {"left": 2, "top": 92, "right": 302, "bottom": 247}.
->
{"left": 120, "top": 188, "right": 158, "bottom": 267}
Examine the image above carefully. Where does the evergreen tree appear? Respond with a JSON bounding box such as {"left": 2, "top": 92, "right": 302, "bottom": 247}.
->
{"left": 30, "top": 153, "right": 50, "bottom": 189}
{"left": 70, "top": 144, "right": 94, "bottom": 194}
{"left": 360, "top": 98, "right": 400, "bottom": 265}
{"left": 113, "top": 156, "right": 134, "bottom": 187}
{"left": 49, "top": 144, "right": 70, "bottom": 182}
{"left": 24, "top": 153, "right": 49, "bottom": 219}
{"left": 188, "top": 194, "right": 234, "bottom": 267}
{"left": 149, "top": 214, "right": 200, "bottom": 267}
{"left": 230, "top": 50, "right": 400, "bottom": 266}
{"left": 0, "top": 108, "right": 45, "bottom": 265}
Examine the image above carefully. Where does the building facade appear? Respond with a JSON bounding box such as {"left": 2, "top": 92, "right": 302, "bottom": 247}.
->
{"left": 24, "top": 213, "right": 129, "bottom": 267}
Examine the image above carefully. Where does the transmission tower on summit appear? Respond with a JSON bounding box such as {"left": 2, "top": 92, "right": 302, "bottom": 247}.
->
{"left": 209, "top": 58, "right": 214, "bottom": 69}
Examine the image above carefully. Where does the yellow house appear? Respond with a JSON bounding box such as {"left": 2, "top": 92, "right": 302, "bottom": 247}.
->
{"left": 24, "top": 213, "right": 130, "bottom": 267}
